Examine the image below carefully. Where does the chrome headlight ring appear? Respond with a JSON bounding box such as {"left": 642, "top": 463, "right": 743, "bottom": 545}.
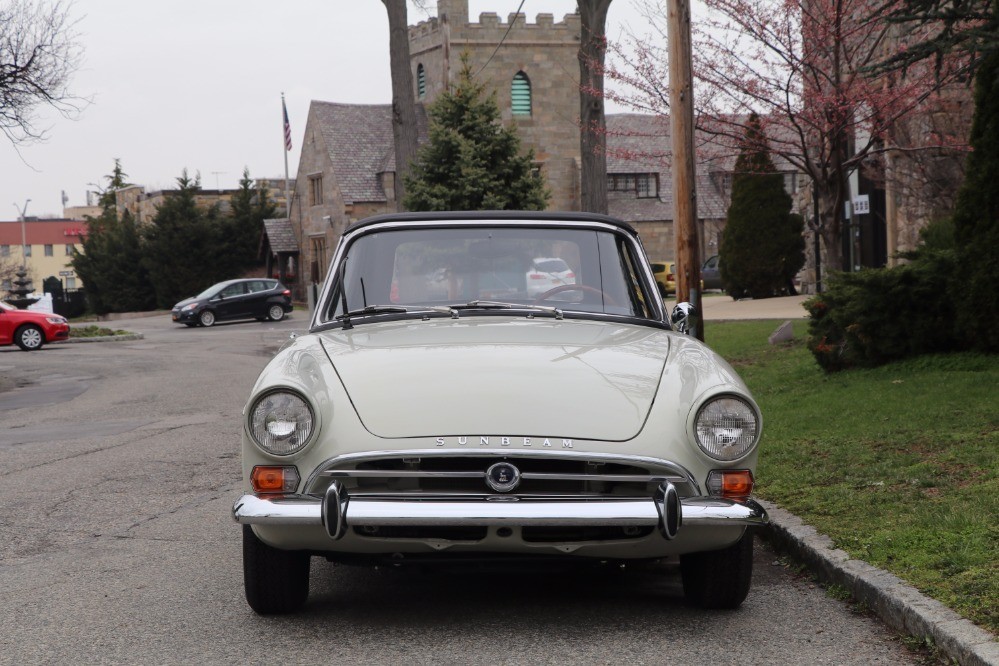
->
{"left": 693, "top": 394, "right": 760, "bottom": 462}
{"left": 248, "top": 389, "right": 317, "bottom": 456}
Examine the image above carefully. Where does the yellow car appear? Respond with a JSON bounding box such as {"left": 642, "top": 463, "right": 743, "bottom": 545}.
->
{"left": 650, "top": 261, "right": 675, "bottom": 296}
{"left": 651, "top": 261, "right": 702, "bottom": 296}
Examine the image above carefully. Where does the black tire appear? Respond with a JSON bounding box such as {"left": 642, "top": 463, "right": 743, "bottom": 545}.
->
{"left": 680, "top": 530, "right": 754, "bottom": 609}
{"left": 242, "top": 525, "right": 310, "bottom": 614}
{"left": 198, "top": 309, "right": 216, "bottom": 327}
{"left": 14, "top": 324, "right": 44, "bottom": 351}
{"left": 267, "top": 304, "right": 285, "bottom": 322}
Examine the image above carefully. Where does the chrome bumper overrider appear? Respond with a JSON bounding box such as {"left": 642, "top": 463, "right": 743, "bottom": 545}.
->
{"left": 232, "top": 481, "right": 768, "bottom": 541}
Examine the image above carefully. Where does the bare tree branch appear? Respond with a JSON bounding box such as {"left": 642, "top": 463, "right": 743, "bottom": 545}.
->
{"left": 0, "top": 0, "right": 86, "bottom": 146}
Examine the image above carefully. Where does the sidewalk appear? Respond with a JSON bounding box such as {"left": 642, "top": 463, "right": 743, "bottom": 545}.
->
{"left": 696, "top": 294, "right": 809, "bottom": 321}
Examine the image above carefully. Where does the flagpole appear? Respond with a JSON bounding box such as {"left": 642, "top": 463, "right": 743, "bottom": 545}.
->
{"left": 282, "top": 93, "right": 291, "bottom": 218}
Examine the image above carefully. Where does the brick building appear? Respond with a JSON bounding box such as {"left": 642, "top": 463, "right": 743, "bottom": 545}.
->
{"left": 0, "top": 219, "right": 87, "bottom": 294}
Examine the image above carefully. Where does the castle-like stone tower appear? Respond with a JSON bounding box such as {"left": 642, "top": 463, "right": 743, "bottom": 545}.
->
{"left": 409, "top": 0, "right": 583, "bottom": 210}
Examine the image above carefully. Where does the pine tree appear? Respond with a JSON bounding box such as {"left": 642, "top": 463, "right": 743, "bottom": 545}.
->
{"left": 403, "top": 56, "right": 550, "bottom": 211}
{"left": 951, "top": 52, "right": 999, "bottom": 351}
{"left": 72, "top": 161, "right": 156, "bottom": 313}
{"left": 224, "top": 168, "right": 276, "bottom": 275}
{"left": 142, "top": 171, "right": 225, "bottom": 308}
{"left": 720, "top": 114, "right": 805, "bottom": 299}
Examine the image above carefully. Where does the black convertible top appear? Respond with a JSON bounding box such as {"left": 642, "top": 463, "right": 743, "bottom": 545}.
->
{"left": 343, "top": 210, "right": 638, "bottom": 237}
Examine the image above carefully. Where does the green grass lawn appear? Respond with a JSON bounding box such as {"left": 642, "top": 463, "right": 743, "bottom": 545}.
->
{"left": 705, "top": 320, "right": 999, "bottom": 634}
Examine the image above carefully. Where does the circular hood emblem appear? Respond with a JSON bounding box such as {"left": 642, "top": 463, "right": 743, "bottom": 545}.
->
{"left": 485, "top": 462, "right": 521, "bottom": 493}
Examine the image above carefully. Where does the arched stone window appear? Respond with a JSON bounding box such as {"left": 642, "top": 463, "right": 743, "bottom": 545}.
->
{"left": 417, "top": 63, "right": 426, "bottom": 99}
{"left": 511, "top": 71, "right": 532, "bottom": 116}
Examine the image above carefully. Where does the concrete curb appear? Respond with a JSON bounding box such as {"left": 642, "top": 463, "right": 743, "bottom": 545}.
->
{"left": 760, "top": 500, "right": 999, "bottom": 665}
{"left": 62, "top": 333, "right": 145, "bottom": 344}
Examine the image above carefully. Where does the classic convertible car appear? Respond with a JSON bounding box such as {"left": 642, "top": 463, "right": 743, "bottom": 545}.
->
{"left": 233, "top": 212, "right": 767, "bottom": 614}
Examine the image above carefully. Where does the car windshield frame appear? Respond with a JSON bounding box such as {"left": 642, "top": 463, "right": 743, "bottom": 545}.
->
{"left": 311, "top": 215, "right": 669, "bottom": 331}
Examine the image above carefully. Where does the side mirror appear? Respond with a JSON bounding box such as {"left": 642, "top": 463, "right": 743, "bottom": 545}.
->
{"left": 671, "top": 302, "right": 696, "bottom": 335}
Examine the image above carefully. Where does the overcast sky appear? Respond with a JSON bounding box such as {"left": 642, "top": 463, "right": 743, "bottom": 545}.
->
{"left": 3, "top": 1, "right": 652, "bottom": 219}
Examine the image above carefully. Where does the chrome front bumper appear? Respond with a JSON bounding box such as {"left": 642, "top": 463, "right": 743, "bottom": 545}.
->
{"left": 232, "top": 481, "right": 768, "bottom": 541}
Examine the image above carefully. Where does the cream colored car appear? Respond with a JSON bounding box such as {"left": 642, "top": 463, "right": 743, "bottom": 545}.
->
{"left": 233, "top": 212, "right": 767, "bottom": 614}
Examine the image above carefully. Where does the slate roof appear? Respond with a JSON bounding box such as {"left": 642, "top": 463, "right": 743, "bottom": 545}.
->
{"left": 605, "top": 114, "right": 730, "bottom": 222}
{"left": 311, "top": 101, "right": 428, "bottom": 204}
{"left": 303, "top": 104, "right": 745, "bottom": 222}
{"left": 263, "top": 218, "right": 298, "bottom": 253}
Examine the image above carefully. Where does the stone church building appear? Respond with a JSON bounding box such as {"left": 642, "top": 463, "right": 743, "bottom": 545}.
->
{"left": 270, "top": 0, "right": 783, "bottom": 298}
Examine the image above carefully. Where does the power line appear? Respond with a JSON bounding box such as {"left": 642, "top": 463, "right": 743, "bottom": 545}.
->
{"left": 476, "top": 0, "right": 528, "bottom": 76}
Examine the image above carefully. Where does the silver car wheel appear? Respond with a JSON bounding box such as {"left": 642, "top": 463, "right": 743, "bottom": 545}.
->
{"left": 268, "top": 305, "right": 285, "bottom": 322}
{"left": 199, "top": 310, "right": 216, "bottom": 327}
{"left": 16, "top": 325, "right": 44, "bottom": 351}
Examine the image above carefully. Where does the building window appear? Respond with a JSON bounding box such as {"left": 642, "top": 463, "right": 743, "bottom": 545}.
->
{"left": 511, "top": 71, "right": 532, "bottom": 116}
{"left": 44, "top": 244, "right": 54, "bottom": 257}
{"left": 1, "top": 245, "right": 8, "bottom": 257}
{"left": 65, "top": 244, "right": 76, "bottom": 255}
{"left": 23, "top": 245, "right": 31, "bottom": 257}
{"left": 66, "top": 277, "right": 76, "bottom": 289}
{"left": 783, "top": 172, "right": 798, "bottom": 195}
{"left": 309, "top": 175, "right": 324, "bottom": 206}
{"left": 417, "top": 63, "right": 426, "bottom": 99}
{"left": 310, "top": 236, "right": 328, "bottom": 283}
{"left": 607, "top": 173, "right": 659, "bottom": 198}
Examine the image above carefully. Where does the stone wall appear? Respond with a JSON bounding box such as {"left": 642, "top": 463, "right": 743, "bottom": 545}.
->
{"left": 410, "top": 1, "right": 583, "bottom": 211}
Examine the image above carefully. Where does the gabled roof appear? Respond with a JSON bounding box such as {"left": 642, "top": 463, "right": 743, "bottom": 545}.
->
{"left": 311, "top": 101, "right": 428, "bottom": 204}
{"left": 605, "top": 114, "right": 729, "bottom": 222}
{"left": 263, "top": 218, "right": 298, "bottom": 253}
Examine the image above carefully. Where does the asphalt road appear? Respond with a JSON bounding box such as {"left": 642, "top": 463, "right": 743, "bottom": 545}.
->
{"left": 0, "top": 312, "right": 927, "bottom": 665}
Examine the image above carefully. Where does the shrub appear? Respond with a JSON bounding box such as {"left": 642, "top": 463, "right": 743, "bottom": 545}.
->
{"left": 806, "top": 248, "right": 959, "bottom": 371}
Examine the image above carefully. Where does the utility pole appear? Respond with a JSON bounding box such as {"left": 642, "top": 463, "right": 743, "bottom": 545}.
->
{"left": 668, "top": 0, "right": 703, "bottom": 340}
{"left": 14, "top": 199, "right": 31, "bottom": 271}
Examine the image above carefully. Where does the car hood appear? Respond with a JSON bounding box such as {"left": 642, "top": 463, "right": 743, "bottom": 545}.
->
{"left": 318, "top": 318, "right": 674, "bottom": 441}
{"left": 173, "top": 297, "right": 199, "bottom": 309}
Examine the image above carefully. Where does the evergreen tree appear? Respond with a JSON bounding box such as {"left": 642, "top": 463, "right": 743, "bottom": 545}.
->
{"left": 142, "top": 171, "right": 226, "bottom": 308}
{"left": 720, "top": 114, "right": 805, "bottom": 299}
{"left": 951, "top": 52, "right": 999, "bottom": 351}
{"left": 223, "top": 168, "right": 277, "bottom": 275}
{"left": 403, "top": 56, "right": 550, "bottom": 211}
{"left": 72, "top": 161, "right": 157, "bottom": 313}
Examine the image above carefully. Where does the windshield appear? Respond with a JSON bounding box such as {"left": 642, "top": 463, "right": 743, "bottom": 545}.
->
{"left": 319, "top": 225, "right": 657, "bottom": 324}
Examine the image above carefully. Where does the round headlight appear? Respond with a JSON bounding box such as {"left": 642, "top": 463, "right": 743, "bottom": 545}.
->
{"left": 249, "top": 391, "right": 314, "bottom": 455}
{"left": 694, "top": 396, "right": 759, "bottom": 461}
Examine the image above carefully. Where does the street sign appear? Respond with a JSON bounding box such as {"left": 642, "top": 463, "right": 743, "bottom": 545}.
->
{"left": 59, "top": 270, "right": 74, "bottom": 277}
{"left": 852, "top": 194, "right": 870, "bottom": 215}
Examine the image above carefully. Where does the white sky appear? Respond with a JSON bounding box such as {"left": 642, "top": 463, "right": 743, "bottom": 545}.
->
{"left": 3, "top": 1, "right": 652, "bottom": 219}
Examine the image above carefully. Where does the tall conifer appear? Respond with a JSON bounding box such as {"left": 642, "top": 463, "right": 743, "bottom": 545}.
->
{"left": 720, "top": 114, "right": 805, "bottom": 299}
{"left": 403, "top": 56, "right": 549, "bottom": 211}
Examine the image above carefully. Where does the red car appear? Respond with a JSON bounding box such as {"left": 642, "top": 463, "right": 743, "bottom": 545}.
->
{"left": 0, "top": 301, "right": 70, "bottom": 351}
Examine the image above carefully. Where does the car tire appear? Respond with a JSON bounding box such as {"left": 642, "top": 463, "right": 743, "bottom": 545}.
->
{"left": 14, "top": 324, "right": 45, "bottom": 351}
{"left": 242, "top": 525, "right": 310, "bottom": 614}
{"left": 267, "top": 304, "right": 285, "bottom": 322}
{"left": 680, "top": 529, "right": 754, "bottom": 609}
{"left": 198, "top": 310, "right": 216, "bottom": 327}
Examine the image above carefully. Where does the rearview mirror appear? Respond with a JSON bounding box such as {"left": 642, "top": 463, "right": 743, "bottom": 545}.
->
{"left": 671, "top": 302, "right": 696, "bottom": 335}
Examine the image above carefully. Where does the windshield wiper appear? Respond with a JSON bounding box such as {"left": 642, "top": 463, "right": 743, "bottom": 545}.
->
{"left": 459, "top": 300, "right": 564, "bottom": 320}
{"left": 336, "top": 304, "right": 458, "bottom": 324}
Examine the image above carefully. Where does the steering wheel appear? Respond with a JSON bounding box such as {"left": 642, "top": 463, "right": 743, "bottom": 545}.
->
{"left": 532, "top": 284, "right": 618, "bottom": 306}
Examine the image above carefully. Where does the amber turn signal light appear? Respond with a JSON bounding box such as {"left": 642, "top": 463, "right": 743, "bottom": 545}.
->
{"left": 251, "top": 465, "right": 301, "bottom": 493}
{"left": 706, "top": 470, "right": 754, "bottom": 498}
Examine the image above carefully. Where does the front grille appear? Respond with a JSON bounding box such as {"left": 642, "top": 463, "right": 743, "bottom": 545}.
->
{"left": 306, "top": 452, "right": 696, "bottom": 499}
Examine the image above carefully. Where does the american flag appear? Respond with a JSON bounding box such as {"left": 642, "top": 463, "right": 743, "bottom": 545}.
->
{"left": 282, "top": 98, "right": 293, "bottom": 152}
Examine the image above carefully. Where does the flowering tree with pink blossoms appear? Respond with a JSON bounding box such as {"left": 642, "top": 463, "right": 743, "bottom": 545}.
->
{"left": 605, "top": 0, "right": 969, "bottom": 272}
